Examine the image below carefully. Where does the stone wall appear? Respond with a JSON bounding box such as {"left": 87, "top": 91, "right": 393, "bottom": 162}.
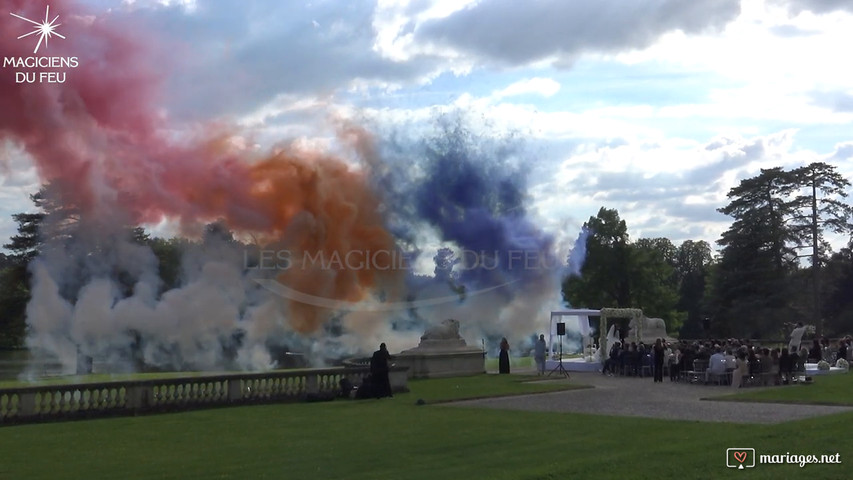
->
{"left": 0, "top": 366, "right": 409, "bottom": 425}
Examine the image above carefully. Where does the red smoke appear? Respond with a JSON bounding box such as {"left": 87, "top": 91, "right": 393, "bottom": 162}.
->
{"left": 0, "top": 0, "right": 399, "bottom": 333}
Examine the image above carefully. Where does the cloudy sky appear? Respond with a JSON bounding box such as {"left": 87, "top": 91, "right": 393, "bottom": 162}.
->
{"left": 3, "top": 0, "right": 853, "bottom": 254}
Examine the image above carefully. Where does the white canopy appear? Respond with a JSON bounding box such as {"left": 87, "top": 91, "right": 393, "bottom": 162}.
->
{"left": 549, "top": 308, "right": 644, "bottom": 362}
{"left": 549, "top": 309, "right": 600, "bottom": 337}
{"left": 548, "top": 309, "right": 600, "bottom": 357}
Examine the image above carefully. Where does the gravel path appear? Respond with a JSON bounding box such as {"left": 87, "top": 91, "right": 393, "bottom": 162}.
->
{"left": 447, "top": 372, "right": 853, "bottom": 424}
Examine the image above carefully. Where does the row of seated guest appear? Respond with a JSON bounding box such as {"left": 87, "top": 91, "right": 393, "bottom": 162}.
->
{"left": 605, "top": 339, "right": 746, "bottom": 380}
{"left": 603, "top": 336, "right": 852, "bottom": 384}
{"left": 602, "top": 341, "right": 656, "bottom": 377}
{"left": 807, "top": 337, "right": 852, "bottom": 363}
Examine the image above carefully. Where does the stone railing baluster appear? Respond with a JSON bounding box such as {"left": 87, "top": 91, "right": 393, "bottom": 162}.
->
{"left": 1, "top": 365, "right": 407, "bottom": 425}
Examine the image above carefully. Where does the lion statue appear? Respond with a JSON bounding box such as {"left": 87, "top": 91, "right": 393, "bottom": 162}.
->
{"left": 627, "top": 316, "right": 671, "bottom": 343}
{"left": 421, "top": 319, "right": 462, "bottom": 341}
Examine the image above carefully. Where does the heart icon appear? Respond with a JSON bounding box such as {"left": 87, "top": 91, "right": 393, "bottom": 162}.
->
{"left": 733, "top": 451, "right": 747, "bottom": 463}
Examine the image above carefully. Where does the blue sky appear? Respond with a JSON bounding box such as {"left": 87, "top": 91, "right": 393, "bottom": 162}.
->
{"left": 3, "top": 0, "right": 853, "bottom": 254}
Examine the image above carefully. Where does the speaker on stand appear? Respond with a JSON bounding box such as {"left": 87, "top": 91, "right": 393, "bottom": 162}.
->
{"left": 549, "top": 322, "right": 570, "bottom": 378}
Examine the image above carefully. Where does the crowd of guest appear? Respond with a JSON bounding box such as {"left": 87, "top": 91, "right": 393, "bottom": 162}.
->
{"left": 601, "top": 335, "right": 852, "bottom": 388}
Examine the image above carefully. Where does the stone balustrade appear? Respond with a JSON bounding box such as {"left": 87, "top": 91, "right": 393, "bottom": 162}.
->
{"left": 0, "top": 366, "right": 408, "bottom": 425}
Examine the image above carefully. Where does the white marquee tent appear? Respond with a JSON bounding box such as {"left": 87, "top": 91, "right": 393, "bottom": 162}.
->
{"left": 549, "top": 308, "right": 645, "bottom": 362}
{"left": 548, "top": 309, "right": 600, "bottom": 359}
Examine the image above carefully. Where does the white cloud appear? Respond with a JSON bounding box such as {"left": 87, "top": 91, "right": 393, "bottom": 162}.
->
{"left": 768, "top": 0, "right": 853, "bottom": 14}
{"left": 613, "top": 1, "right": 853, "bottom": 117}
{"left": 5, "top": 0, "right": 853, "bottom": 256}
{"left": 409, "top": 0, "right": 741, "bottom": 66}
{"left": 492, "top": 78, "right": 561, "bottom": 99}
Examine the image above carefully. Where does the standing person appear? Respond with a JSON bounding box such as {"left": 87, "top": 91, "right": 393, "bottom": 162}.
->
{"left": 669, "top": 346, "right": 681, "bottom": 381}
{"left": 603, "top": 341, "right": 620, "bottom": 376}
{"left": 837, "top": 339, "right": 848, "bottom": 365}
{"left": 534, "top": 334, "right": 547, "bottom": 376}
{"left": 731, "top": 350, "right": 748, "bottom": 389}
{"left": 808, "top": 339, "right": 822, "bottom": 363}
{"left": 779, "top": 348, "right": 792, "bottom": 384}
{"left": 653, "top": 339, "right": 665, "bottom": 383}
{"left": 370, "top": 343, "right": 393, "bottom": 398}
{"left": 788, "top": 322, "right": 806, "bottom": 353}
{"left": 499, "top": 337, "right": 511, "bottom": 374}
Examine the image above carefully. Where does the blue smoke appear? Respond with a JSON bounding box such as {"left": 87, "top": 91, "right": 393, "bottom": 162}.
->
{"left": 565, "top": 226, "right": 591, "bottom": 278}
{"left": 376, "top": 117, "right": 559, "bottom": 298}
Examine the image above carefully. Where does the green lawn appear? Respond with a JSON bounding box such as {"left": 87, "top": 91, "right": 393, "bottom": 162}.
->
{"left": 0, "top": 373, "right": 849, "bottom": 479}
{"left": 0, "top": 370, "right": 224, "bottom": 389}
{"left": 406, "top": 373, "right": 584, "bottom": 403}
{"left": 714, "top": 371, "right": 853, "bottom": 406}
{"left": 484, "top": 356, "right": 534, "bottom": 370}
{"left": 483, "top": 355, "right": 581, "bottom": 371}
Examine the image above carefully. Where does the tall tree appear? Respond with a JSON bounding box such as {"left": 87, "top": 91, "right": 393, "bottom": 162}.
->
{"left": 718, "top": 167, "right": 800, "bottom": 269}
{"left": 630, "top": 238, "right": 681, "bottom": 332}
{"left": 0, "top": 189, "right": 54, "bottom": 347}
{"left": 788, "top": 162, "right": 853, "bottom": 334}
{"left": 712, "top": 168, "right": 800, "bottom": 336}
{"left": 148, "top": 237, "right": 189, "bottom": 293}
{"left": 789, "top": 162, "right": 853, "bottom": 256}
{"left": 822, "top": 241, "right": 853, "bottom": 335}
{"left": 711, "top": 164, "right": 853, "bottom": 337}
{"left": 562, "top": 209, "right": 683, "bottom": 331}
{"left": 3, "top": 211, "right": 45, "bottom": 264}
{"left": 674, "top": 240, "right": 713, "bottom": 338}
{"left": 3, "top": 185, "right": 82, "bottom": 263}
{"left": 0, "top": 265, "right": 29, "bottom": 348}
{"left": 562, "top": 207, "right": 631, "bottom": 309}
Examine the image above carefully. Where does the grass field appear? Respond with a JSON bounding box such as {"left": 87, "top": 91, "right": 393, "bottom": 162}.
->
{"left": 0, "top": 370, "right": 224, "bottom": 389}
{"left": 484, "top": 356, "right": 534, "bottom": 371}
{"left": 714, "top": 372, "right": 853, "bottom": 406}
{"left": 0, "top": 373, "right": 849, "bottom": 479}
{"left": 483, "top": 354, "right": 582, "bottom": 372}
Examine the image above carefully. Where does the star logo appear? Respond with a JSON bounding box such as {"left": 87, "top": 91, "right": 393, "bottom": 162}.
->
{"left": 10, "top": 5, "right": 66, "bottom": 54}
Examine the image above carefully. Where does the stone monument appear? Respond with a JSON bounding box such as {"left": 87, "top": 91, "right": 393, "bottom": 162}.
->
{"left": 629, "top": 316, "right": 674, "bottom": 344}
{"left": 394, "top": 319, "right": 486, "bottom": 379}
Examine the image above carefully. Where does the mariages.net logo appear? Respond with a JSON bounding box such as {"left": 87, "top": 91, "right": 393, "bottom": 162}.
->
{"left": 4, "top": 5, "right": 79, "bottom": 83}
{"left": 726, "top": 447, "right": 842, "bottom": 470}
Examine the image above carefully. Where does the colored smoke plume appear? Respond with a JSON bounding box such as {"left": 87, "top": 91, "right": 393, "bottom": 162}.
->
{"left": 0, "top": 1, "right": 584, "bottom": 372}
{"left": 1, "top": 0, "right": 403, "bottom": 371}
{"left": 374, "top": 117, "right": 568, "bottom": 347}
{"left": 1, "top": 0, "right": 398, "bottom": 336}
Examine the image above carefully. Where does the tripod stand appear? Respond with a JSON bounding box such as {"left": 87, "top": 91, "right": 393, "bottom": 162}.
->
{"left": 548, "top": 333, "right": 570, "bottom": 378}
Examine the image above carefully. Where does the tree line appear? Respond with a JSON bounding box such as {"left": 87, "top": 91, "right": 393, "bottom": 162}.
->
{"left": 562, "top": 162, "right": 853, "bottom": 339}
{"left": 1, "top": 162, "right": 852, "bottom": 347}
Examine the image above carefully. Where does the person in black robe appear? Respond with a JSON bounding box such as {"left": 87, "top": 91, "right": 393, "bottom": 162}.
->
{"left": 498, "top": 337, "right": 511, "bottom": 374}
{"left": 370, "top": 343, "right": 393, "bottom": 398}
{"left": 779, "top": 348, "right": 792, "bottom": 384}
{"left": 808, "top": 339, "right": 822, "bottom": 363}
{"left": 653, "top": 339, "right": 665, "bottom": 383}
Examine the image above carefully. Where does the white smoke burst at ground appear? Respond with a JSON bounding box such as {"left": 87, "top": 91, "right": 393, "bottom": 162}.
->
{"left": 20, "top": 119, "right": 589, "bottom": 377}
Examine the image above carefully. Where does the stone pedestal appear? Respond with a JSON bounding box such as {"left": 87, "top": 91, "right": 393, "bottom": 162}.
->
{"left": 395, "top": 348, "right": 485, "bottom": 379}
{"left": 394, "top": 319, "right": 485, "bottom": 379}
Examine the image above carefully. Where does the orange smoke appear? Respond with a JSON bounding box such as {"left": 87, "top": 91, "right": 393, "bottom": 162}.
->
{"left": 0, "top": 0, "right": 400, "bottom": 333}
{"left": 246, "top": 147, "right": 401, "bottom": 333}
{"left": 103, "top": 128, "right": 403, "bottom": 334}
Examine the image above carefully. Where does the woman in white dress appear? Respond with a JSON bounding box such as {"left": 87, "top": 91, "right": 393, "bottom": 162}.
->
{"left": 731, "top": 350, "right": 748, "bottom": 388}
